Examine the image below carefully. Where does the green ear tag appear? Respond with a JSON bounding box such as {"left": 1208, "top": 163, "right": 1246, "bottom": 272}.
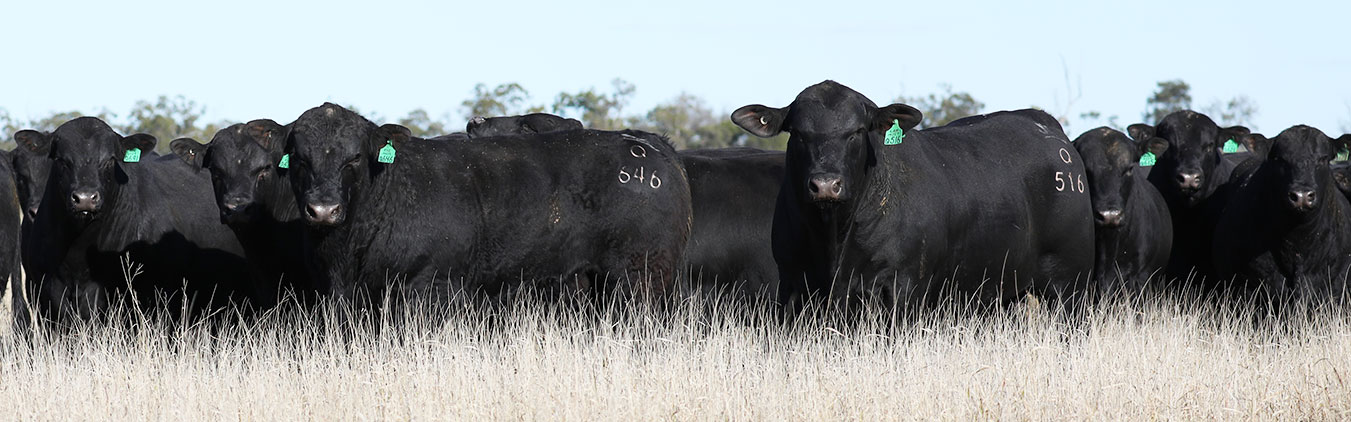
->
{"left": 1338, "top": 148, "right": 1349, "bottom": 162}
{"left": 278, "top": 154, "right": 290, "bottom": 169}
{"left": 1222, "top": 138, "right": 1239, "bottom": 153}
{"left": 884, "top": 120, "right": 905, "bottom": 146}
{"left": 377, "top": 140, "right": 396, "bottom": 164}
{"left": 123, "top": 148, "right": 141, "bottom": 163}
{"left": 1139, "top": 151, "right": 1157, "bottom": 167}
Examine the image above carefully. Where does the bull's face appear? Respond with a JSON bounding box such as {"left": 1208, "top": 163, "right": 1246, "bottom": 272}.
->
{"left": 1131, "top": 111, "right": 1248, "bottom": 205}
{"left": 286, "top": 103, "right": 405, "bottom": 227}
{"left": 1265, "top": 126, "right": 1338, "bottom": 216}
{"left": 189, "top": 120, "right": 288, "bottom": 224}
{"left": 1074, "top": 128, "right": 1168, "bottom": 228}
{"left": 12, "top": 130, "right": 54, "bottom": 220}
{"left": 46, "top": 117, "right": 155, "bottom": 223}
{"left": 732, "top": 81, "right": 921, "bottom": 205}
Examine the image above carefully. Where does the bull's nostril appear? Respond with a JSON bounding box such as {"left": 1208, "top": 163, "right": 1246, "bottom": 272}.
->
{"left": 307, "top": 203, "right": 343, "bottom": 224}
{"left": 830, "top": 180, "right": 842, "bottom": 194}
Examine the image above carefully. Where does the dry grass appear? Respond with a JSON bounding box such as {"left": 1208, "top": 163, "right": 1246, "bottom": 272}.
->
{"left": 0, "top": 283, "right": 1346, "bottom": 421}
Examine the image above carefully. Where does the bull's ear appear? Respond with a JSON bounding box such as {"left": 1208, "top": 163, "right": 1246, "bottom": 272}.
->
{"left": 731, "top": 105, "right": 787, "bottom": 138}
{"left": 1239, "top": 133, "right": 1272, "bottom": 157}
{"left": 379, "top": 124, "right": 412, "bottom": 146}
{"left": 561, "top": 118, "right": 583, "bottom": 131}
{"left": 1127, "top": 124, "right": 1155, "bottom": 142}
{"left": 1334, "top": 165, "right": 1351, "bottom": 196}
{"left": 13, "top": 130, "right": 50, "bottom": 154}
{"left": 872, "top": 103, "right": 923, "bottom": 132}
{"left": 245, "top": 119, "right": 287, "bottom": 151}
{"left": 1330, "top": 134, "right": 1351, "bottom": 162}
{"left": 528, "top": 114, "right": 582, "bottom": 133}
{"left": 120, "top": 133, "right": 157, "bottom": 161}
{"left": 372, "top": 124, "right": 412, "bottom": 165}
{"left": 169, "top": 138, "right": 207, "bottom": 170}
{"left": 1140, "top": 136, "right": 1169, "bottom": 158}
{"left": 465, "top": 116, "right": 487, "bottom": 135}
{"left": 1219, "top": 125, "right": 1250, "bottom": 140}
{"left": 1218, "top": 125, "right": 1250, "bottom": 148}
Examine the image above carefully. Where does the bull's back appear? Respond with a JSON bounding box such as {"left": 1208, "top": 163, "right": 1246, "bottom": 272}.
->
{"left": 681, "top": 150, "right": 782, "bottom": 298}
{"left": 374, "top": 130, "right": 692, "bottom": 294}
{"left": 910, "top": 110, "right": 1093, "bottom": 290}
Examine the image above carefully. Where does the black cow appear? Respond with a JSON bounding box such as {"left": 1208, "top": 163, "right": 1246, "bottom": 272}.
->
{"left": 1073, "top": 127, "right": 1172, "bottom": 294}
{"left": 732, "top": 81, "right": 1093, "bottom": 311}
{"left": 1128, "top": 111, "right": 1249, "bottom": 283}
{"left": 679, "top": 147, "right": 784, "bottom": 300}
{"left": 1213, "top": 126, "right": 1351, "bottom": 299}
{"left": 19, "top": 117, "right": 254, "bottom": 322}
{"left": 283, "top": 103, "right": 690, "bottom": 302}
{"left": 465, "top": 113, "right": 583, "bottom": 138}
{"left": 170, "top": 119, "right": 316, "bottom": 306}
{"left": 12, "top": 130, "right": 54, "bottom": 221}
{"left": 0, "top": 150, "right": 20, "bottom": 301}
{"left": 13, "top": 130, "right": 163, "bottom": 224}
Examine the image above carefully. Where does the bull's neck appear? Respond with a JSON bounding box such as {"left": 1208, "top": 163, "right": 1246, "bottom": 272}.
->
{"left": 815, "top": 139, "right": 897, "bottom": 274}
{"left": 303, "top": 159, "right": 399, "bottom": 295}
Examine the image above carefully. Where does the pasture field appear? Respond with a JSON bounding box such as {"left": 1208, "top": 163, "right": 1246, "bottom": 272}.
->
{"left": 0, "top": 284, "right": 1346, "bottom": 421}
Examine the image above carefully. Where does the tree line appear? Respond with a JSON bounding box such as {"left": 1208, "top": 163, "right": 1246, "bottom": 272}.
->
{"left": 0, "top": 79, "right": 1265, "bottom": 152}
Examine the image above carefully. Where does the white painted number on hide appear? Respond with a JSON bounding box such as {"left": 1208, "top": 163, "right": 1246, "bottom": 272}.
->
{"left": 1054, "top": 171, "right": 1085, "bottom": 193}
{"left": 618, "top": 166, "right": 662, "bottom": 189}
{"left": 1054, "top": 148, "right": 1085, "bottom": 194}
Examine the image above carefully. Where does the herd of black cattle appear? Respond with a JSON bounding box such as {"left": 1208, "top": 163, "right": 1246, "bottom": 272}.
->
{"left": 2, "top": 80, "right": 1349, "bottom": 325}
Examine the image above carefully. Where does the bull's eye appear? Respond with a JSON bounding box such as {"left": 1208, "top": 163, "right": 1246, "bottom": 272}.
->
{"left": 343, "top": 156, "right": 361, "bottom": 170}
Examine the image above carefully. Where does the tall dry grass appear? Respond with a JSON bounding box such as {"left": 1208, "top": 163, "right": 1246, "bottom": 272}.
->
{"left": 0, "top": 285, "right": 1346, "bottom": 421}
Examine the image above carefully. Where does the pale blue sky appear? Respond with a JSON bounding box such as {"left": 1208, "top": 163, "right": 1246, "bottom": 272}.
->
{"left": 2, "top": 0, "right": 1348, "bottom": 136}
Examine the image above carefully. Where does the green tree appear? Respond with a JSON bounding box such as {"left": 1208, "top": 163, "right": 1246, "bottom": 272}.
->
{"left": 122, "top": 95, "right": 228, "bottom": 150}
{"left": 897, "top": 84, "right": 985, "bottom": 129}
{"left": 1144, "top": 79, "right": 1192, "bottom": 124}
{"left": 700, "top": 119, "right": 788, "bottom": 150}
{"left": 1202, "top": 95, "right": 1258, "bottom": 128}
{"left": 460, "top": 83, "right": 540, "bottom": 119}
{"left": 643, "top": 93, "right": 717, "bottom": 149}
{"left": 397, "top": 108, "right": 450, "bottom": 137}
{"left": 552, "top": 79, "right": 636, "bottom": 130}
{"left": 4, "top": 109, "right": 116, "bottom": 149}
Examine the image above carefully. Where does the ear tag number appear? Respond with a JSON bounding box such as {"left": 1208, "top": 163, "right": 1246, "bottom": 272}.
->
{"left": 1222, "top": 138, "right": 1239, "bottom": 153}
{"left": 377, "top": 140, "right": 396, "bottom": 164}
{"left": 123, "top": 148, "right": 142, "bottom": 163}
{"left": 278, "top": 154, "right": 290, "bottom": 169}
{"left": 884, "top": 120, "right": 905, "bottom": 146}
{"left": 1139, "top": 152, "right": 1157, "bottom": 167}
